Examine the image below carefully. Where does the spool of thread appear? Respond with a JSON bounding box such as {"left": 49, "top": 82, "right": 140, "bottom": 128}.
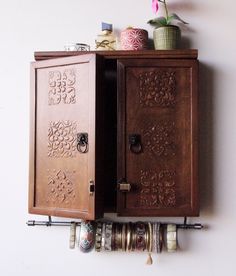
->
{"left": 120, "top": 28, "right": 148, "bottom": 50}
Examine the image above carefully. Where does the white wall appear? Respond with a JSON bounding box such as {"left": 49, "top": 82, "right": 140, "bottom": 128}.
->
{"left": 0, "top": 0, "right": 236, "bottom": 275}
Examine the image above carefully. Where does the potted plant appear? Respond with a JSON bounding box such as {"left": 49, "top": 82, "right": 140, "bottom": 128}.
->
{"left": 148, "top": 0, "right": 188, "bottom": 49}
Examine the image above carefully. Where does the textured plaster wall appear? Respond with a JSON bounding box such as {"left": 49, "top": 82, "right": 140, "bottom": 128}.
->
{"left": 0, "top": 0, "right": 236, "bottom": 275}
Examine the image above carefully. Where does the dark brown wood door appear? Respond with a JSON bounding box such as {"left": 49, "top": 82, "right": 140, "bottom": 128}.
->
{"left": 29, "top": 54, "right": 104, "bottom": 219}
{"left": 117, "top": 59, "right": 198, "bottom": 216}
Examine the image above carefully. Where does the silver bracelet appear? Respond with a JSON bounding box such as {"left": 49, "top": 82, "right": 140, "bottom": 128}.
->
{"left": 95, "top": 222, "right": 102, "bottom": 252}
{"left": 104, "top": 222, "right": 113, "bottom": 251}
{"left": 69, "top": 222, "right": 76, "bottom": 249}
{"left": 101, "top": 222, "right": 106, "bottom": 250}
{"left": 166, "top": 224, "right": 177, "bottom": 253}
{"left": 156, "top": 223, "right": 162, "bottom": 253}
{"left": 152, "top": 223, "right": 157, "bottom": 253}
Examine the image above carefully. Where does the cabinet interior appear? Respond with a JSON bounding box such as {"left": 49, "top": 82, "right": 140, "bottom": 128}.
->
{"left": 103, "top": 59, "right": 117, "bottom": 212}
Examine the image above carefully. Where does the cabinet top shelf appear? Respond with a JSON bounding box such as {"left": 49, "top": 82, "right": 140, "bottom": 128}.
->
{"left": 34, "top": 49, "right": 198, "bottom": 61}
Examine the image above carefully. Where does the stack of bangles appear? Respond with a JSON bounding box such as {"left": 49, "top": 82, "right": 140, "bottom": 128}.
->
{"left": 77, "top": 220, "right": 177, "bottom": 254}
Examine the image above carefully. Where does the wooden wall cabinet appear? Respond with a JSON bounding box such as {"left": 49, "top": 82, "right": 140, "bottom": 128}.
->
{"left": 29, "top": 50, "right": 199, "bottom": 220}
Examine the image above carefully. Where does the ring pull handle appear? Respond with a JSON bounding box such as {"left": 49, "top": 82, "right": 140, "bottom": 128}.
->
{"left": 129, "top": 134, "right": 142, "bottom": 154}
{"left": 77, "top": 133, "right": 89, "bottom": 153}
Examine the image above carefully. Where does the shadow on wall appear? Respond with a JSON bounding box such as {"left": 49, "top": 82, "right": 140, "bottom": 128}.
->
{"left": 168, "top": 1, "right": 198, "bottom": 11}
{"left": 199, "top": 62, "right": 215, "bottom": 217}
{"left": 178, "top": 62, "right": 214, "bottom": 252}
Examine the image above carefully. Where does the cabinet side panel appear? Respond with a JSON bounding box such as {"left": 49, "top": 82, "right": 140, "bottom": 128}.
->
{"left": 29, "top": 64, "right": 36, "bottom": 212}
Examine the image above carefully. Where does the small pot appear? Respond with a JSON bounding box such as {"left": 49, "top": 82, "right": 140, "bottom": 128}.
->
{"left": 120, "top": 28, "right": 148, "bottom": 50}
{"left": 153, "top": 25, "right": 181, "bottom": 50}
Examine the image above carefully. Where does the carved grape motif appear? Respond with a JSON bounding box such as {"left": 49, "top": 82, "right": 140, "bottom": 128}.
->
{"left": 139, "top": 169, "right": 176, "bottom": 208}
{"left": 142, "top": 121, "right": 176, "bottom": 158}
{"left": 48, "top": 69, "right": 76, "bottom": 105}
{"left": 47, "top": 170, "right": 76, "bottom": 205}
{"left": 139, "top": 71, "right": 176, "bottom": 107}
{"left": 48, "top": 120, "right": 77, "bottom": 158}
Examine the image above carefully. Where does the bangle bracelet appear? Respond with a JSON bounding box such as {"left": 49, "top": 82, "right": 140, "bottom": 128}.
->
{"left": 152, "top": 223, "right": 157, "bottom": 253}
{"left": 104, "top": 222, "right": 113, "bottom": 251}
{"left": 79, "top": 220, "right": 95, "bottom": 253}
{"left": 115, "top": 223, "right": 122, "bottom": 251}
{"left": 111, "top": 222, "right": 117, "bottom": 251}
{"left": 126, "top": 222, "right": 132, "bottom": 251}
{"left": 159, "top": 224, "right": 164, "bottom": 253}
{"left": 117, "top": 223, "right": 122, "bottom": 251}
{"left": 101, "top": 222, "right": 106, "bottom": 250}
{"left": 121, "top": 223, "right": 127, "bottom": 251}
{"left": 166, "top": 224, "right": 177, "bottom": 253}
{"left": 95, "top": 222, "right": 102, "bottom": 252}
{"left": 154, "top": 223, "right": 163, "bottom": 253}
{"left": 147, "top": 222, "right": 153, "bottom": 253}
{"left": 69, "top": 222, "right": 76, "bottom": 249}
{"left": 145, "top": 223, "right": 149, "bottom": 251}
{"left": 113, "top": 223, "right": 119, "bottom": 251}
{"left": 146, "top": 222, "right": 153, "bottom": 265}
{"left": 131, "top": 223, "right": 136, "bottom": 251}
{"left": 135, "top": 222, "right": 146, "bottom": 251}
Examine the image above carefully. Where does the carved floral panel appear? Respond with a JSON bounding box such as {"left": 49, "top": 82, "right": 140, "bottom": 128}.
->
{"left": 48, "top": 69, "right": 76, "bottom": 105}
{"left": 142, "top": 121, "right": 176, "bottom": 158}
{"left": 47, "top": 170, "right": 76, "bottom": 205}
{"left": 139, "top": 169, "right": 176, "bottom": 208}
{"left": 139, "top": 71, "right": 176, "bottom": 107}
{"left": 48, "top": 120, "right": 77, "bottom": 158}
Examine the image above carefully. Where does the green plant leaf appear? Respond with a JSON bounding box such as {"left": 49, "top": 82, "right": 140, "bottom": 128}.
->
{"left": 168, "top": 13, "right": 188, "bottom": 24}
{"left": 147, "top": 17, "right": 167, "bottom": 28}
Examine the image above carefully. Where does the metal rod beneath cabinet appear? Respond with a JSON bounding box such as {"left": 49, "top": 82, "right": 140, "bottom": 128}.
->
{"left": 26, "top": 216, "right": 203, "bottom": 229}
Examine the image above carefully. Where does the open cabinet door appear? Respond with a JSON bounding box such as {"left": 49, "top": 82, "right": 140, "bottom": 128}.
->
{"left": 29, "top": 54, "right": 104, "bottom": 220}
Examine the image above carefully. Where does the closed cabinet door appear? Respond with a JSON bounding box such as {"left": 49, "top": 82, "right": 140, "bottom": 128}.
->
{"left": 29, "top": 54, "right": 103, "bottom": 219}
{"left": 117, "top": 59, "right": 198, "bottom": 216}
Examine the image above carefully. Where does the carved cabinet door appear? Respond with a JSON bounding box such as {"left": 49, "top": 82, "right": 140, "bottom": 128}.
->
{"left": 29, "top": 54, "right": 104, "bottom": 219}
{"left": 117, "top": 59, "right": 199, "bottom": 216}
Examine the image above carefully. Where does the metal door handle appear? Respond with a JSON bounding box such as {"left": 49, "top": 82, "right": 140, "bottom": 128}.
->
{"left": 129, "top": 134, "right": 142, "bottom": 154}
{"left": 77, "top": 133, "right": 89, "bottom": 153}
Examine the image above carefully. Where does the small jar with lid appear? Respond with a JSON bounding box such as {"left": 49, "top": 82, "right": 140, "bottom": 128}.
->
{"left": 120, "top": 27, "right": 148, "bottom": 50}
